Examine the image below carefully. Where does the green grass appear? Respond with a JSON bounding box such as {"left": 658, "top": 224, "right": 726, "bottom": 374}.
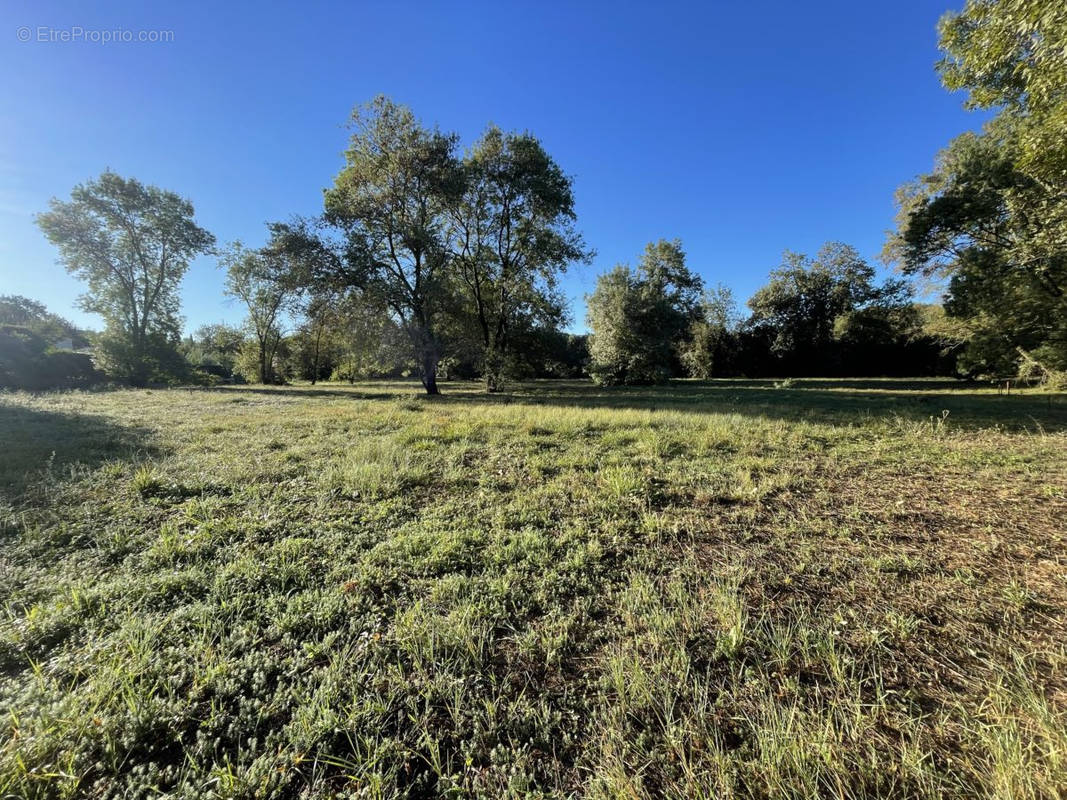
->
{"left": 1, "top": 378, "right": 1065, "bottom": 798}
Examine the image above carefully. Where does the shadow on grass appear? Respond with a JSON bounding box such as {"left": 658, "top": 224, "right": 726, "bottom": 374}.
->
{"left": 506, "top": 379, "right": 1067, "bottom": 432}
{"left": 0, "top": 404, "right": 160, "bottom": 503}
{"left": 190, "top": 378, "right": 1067, "bottom": 433}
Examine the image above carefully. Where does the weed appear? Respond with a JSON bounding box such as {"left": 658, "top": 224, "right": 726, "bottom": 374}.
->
{"left": 131, "top": 464, "right": 164, "bottom": 497}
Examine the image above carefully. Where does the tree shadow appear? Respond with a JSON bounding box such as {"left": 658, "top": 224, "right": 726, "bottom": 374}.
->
{"left": 0, "top": 404, "right": 160, "bottom": 504}
{"left": 491, "top": 380, "right": 1067, "bottom": 432}
{"left": 189, "top": 378, "right": 1067, "bottom": 433}
{"left": 189, "top": 382, "right": 426, "bottom": 402}
{"left": 690, "top": 378, "right": 974, "bottom": 392}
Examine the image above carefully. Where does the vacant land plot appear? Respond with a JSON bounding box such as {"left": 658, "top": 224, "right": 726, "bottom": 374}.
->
{"left": 1, "top": 379, "right": 1065, "bottom": 799}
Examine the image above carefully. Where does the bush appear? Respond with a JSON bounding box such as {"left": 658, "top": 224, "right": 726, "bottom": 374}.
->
{"left": 94, "top": 329, "right": 191, "bottom": 386}
{"left": 36, "top": 351, "right": 102, "bottom": 389}
{"left": 0, "top": 325, "right": 103, "bottom": 390}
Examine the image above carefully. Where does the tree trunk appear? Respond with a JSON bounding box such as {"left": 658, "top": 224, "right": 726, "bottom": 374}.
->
{"left": 422, "top": 358, "right": 440, "bottom": 395}
{"left": 311, "top": 326, "right": 322, "bottom": 385}
{"left": 130, "top": 329, "right": 149, "bottom": 387}
{"left": 410, "top": 320, "right": 441, "bottom": 395}
{"left": 484, "top": 349, "right": 502, "bottom": 393}
{"left": 419, "top": 346, "right": 441, "bottom": 395}
{"left": 259, "top": 336, "right": 273, "bottom": 385}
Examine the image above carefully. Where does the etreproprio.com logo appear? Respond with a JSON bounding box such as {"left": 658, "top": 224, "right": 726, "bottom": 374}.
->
{"left": 16, "top": 26, "right": 175, "bottom": 44}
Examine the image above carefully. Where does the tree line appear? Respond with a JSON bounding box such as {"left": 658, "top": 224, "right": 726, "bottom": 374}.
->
{"left": 585, "top": 239, "right": 950, "bottom": 384}
{"left": 3, "top": 0, "right": 1064, "bottom": 392}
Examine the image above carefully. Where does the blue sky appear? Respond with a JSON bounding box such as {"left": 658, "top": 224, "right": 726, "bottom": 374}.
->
{"left": 2, "top": 0, "right": 985, "bottom": 334}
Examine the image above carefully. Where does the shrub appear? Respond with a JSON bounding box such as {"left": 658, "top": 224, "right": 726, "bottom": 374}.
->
{"left": 0, "top": 325, "right": 103, "bottom": 390}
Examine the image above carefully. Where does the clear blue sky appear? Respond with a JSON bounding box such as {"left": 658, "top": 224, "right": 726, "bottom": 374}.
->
{"left": 2, "top": 0, "right": 985, "bottom": 334}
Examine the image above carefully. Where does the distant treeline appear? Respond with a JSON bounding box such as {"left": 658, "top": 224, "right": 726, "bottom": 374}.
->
{"left": 584, "top": 240, "right": 953, "bottom": 384}
{"left": 6, "top": 0, "right": 1066, "bottom": 392}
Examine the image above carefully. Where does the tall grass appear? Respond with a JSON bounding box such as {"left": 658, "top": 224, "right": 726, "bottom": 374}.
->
{"left": 0, "top": 380, "right": 1064, "bottom": 798}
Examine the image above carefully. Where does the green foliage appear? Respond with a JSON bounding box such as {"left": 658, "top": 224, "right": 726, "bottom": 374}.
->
{"left": 888, "top": 120, "right": 1067, "bottom": 378}
{"left": 35, "top": 172, "right": 214, "bottom": 385}
{"left": 325, "top": 96, "right": 463, "bottom": 394}
{"left": 282, "top": 286, "right": 413, "bottom": 384}
{"left": 0, "top": 296, "right": 99, "bottom": 390}
{"left": 587, "top": 240, "right": 703, "bottom": 385}
{"left": 0, "top": 325, "right": 100, "bottom": 390}
{"left": 220, "top": 235, "right": 307, "bottom": 384}
{"left": 0, "top": 295, "right": 78, "bottom": 343}
{"left": 680, "top": 284, "right": 740, "bottom": 379}
{"left": 319, "top": 98, "right": 591, "bottom": 394}
{"left": 1017, "top": 347, "right": 1067, "bottom": 390}
{"left": 887, "top": 1, "right": 1067, "bottom": 380}
{"left": 181, "top": 323, "right": 246, "bottom": 381}
{"left": 451, "top": 126, "right": 591, "bottom": 391}
{"left": 938, "top": 0, "right": 1067, "bottom": 184}
{"left": 93, "top": 327, "right": 191, "bottom": 385}
{"left": 747, "top": 243, "right": 913, "bottom": 375}
{"left": 586, "top": 241, "right": 940, "bottom": 382}
{"left": 505, "top": 326, "right": 590, "bottom": 379}
{"left": 289, "top": 290, "right": 342, "bottom": 383}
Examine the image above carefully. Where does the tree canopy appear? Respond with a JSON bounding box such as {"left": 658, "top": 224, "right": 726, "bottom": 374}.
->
{"left": 747, "top": 243, "right": 912, "bottom": 375}
{"left": 885, "top": 1, "right": 1067, "bottom": 381}
{"left": 450, "top": 125, "right": 591, "bottom": 390}
{"left": 587, "top": 239, "right": 702, "bottom": 385}
{"left": 324, "top": 97, "right": 462, "bottom": 394}
{"left": 35, "top": 172, "right": 215, "bottom": 385}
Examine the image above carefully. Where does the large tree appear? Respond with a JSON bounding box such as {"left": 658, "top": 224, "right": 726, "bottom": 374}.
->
{"left": 886, "top": 122, "right": 1066, "bottom": 376}
{"left": 884, "top": 0, "right": 1067, "bottom": 379}
{"left": 36, "top": 172, "right": 214, "bottom": 385}
{"left": 324, "top": 97, "right": 462, "bottom": 395}
{"left": 450, "top": 126, "right": 590, "bottom": 391}
{"left": 587, "top": 239, "right": 703, "bottom": 385}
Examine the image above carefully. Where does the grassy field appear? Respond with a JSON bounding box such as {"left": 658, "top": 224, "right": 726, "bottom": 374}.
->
{"left": 1, "top": 378, "right": 1066, "bottom": 799}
